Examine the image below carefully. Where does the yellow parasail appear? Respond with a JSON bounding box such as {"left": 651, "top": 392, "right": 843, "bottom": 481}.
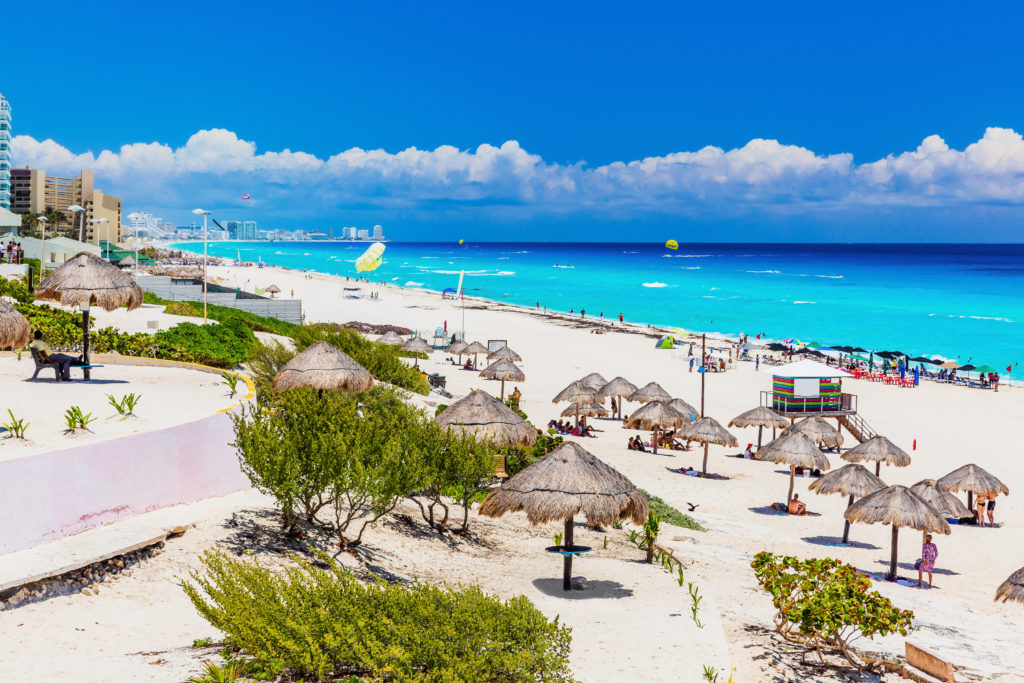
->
{"left": 665, "top": 239, "right": 678, "bottom": 250}
{"left": 355, "top": 242, "right": 386, "bottom": 272}
{"left": 458, "top": 239, "right": 464, "bottom": 244}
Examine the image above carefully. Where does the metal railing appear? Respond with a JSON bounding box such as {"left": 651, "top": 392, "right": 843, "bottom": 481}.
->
{"left": 761, "top": 390, "right": 858, "bottom": 415}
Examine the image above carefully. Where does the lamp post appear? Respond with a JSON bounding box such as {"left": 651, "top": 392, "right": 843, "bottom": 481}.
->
{"left": 68, "top": 204, "right": 85, "bottom": 243}
{"left": 36, "top": 216, "right": 48, "bottom": 286}
{"left": 90, "top": 218, "right": 109, "bottom": 257}
{"left": 192, "top": 208, "right": 210, "bottom": 324}
{"left": 127, "top": 212, "right": 142, "bottom": 277}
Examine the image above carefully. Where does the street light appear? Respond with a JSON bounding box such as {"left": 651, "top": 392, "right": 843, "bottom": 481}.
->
{"left": 126, "top": 212, "right": 142, "bottom": 277}
{"left": 36, "top": 216, "right": 48, "bottom": 286}
{"left": 68, "top": 204, "right": 85, "bottom": 243}
{"left": 90, "top": 218, "right": 109, "bottom": 258}
{"left": 192, "top": 208, "right": 210, "bottom": 324}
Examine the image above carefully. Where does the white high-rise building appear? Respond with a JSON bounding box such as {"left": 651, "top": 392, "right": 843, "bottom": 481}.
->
{"left": 372, "top": 224, "right": 384, "bottom": 240}
{"left": 0, "top": 94, "right": 12, "bottom": 210}
{"left": 241, "top": 220, "right": 258, "bottom": 240}
{"left": 357, "top": 229, "right": 370, "bottom": 240}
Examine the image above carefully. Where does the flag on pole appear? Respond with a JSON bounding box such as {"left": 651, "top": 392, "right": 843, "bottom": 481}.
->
{"left": 456, "top": 270, "right": 465, "bottom": 298}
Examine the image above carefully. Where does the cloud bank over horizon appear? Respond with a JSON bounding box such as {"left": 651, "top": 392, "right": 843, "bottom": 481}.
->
{"left": 12, "top": 127, "right": 1024, "bottom": 227}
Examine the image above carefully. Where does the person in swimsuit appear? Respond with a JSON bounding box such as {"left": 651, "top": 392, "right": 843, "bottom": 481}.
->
{"left": 987, "top": 495, "right": 997, "bottom": 527}
{"left": 976, "top": 494, "right": 988, "bottom": 527}
{"left": 788, "top": 494, "right": 807, "bottom": 516}
{"left": 918, "top": 534, "right": 938, "bottom": 588}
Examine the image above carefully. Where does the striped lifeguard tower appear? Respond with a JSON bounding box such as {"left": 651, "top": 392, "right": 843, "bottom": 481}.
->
{"left": 760, "top": 359, "right": 875, "bottom": 441}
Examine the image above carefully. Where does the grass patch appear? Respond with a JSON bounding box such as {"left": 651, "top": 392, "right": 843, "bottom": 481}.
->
{"left": 640, "top": 490, "right": 705, "bottom": 531}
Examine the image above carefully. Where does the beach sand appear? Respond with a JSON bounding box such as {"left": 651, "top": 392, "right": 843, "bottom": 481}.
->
{"left": 1, "top": 262, "right": 1021, "bottom": 681}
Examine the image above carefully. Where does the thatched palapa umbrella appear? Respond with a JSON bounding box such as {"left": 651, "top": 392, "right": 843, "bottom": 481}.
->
{"left": 910, "top": 479, "right": 970, "bottom": 519}
{"left": 401, "top": 336, "right": 432, "bottom": 368}
{"left": 487, "top": 345, "right": 522, "bottom": 362}
{"left": 446, "top": 339, "right": 468, "bottom": 363}
{"left": 678, "top": 417, "right": 739, "bottom": 475}
{"left": 0, "top": 300, "right": 30, "bottom": 350}
{"left": 787, "top": 417, "right": 843, "bottom": 450}
{"left": 465, "top": 341, "right": 490, "bottom": 367}
{"left": 759, "top": 431, "right": 831, "bottom": 503}
{"left": 995, "top": 567, "right": 1024, "bottom": 605}
{"left": 35, "top": 251, "right": 144, "bottom": 380}
{"left": 434, "top": 389, "right": 537, "bottom": 448}
{"left": 844, "top": 485, "right": 951, "bottom": 581}
{"left": 479, "top": 442, "right": 648, "bottom": 591}
{"left": 599, "top": 376, "right": 637, "bottom": 420}
{"left": 578, "top": 372, "right": 608, "bottom": 392}
{"left": 265, "top": 284, "right": 281, "bottom": 297}
{"left": 624, "top": 400, "right": 689, "bottom": 455}
{"left": 668, "top": 398, "right": 700, "bottom": 422}
{"left": 809, "top": 463, "right": 886, "bottom": 544}
{"left": 479, "top": 359, "right": 525, "bottom": 399}
{"left": 841, "top": 435, "right": 911, "bottom": 476}
{"left": 273, "top": 341, "right": 374, "bottom": 394}
{"left": 729, "top": 406, "right": 788, "bottom": 449}
{"left": 937, "top": 463, "right": 1009, "bottom": 511}
{"left": 562, "top": 402, "right": 608, "bottom": 418}
{"left": 377, "top": 330, "right": 404, "bottom": 346}
{"left": 553, "top": 380, "right": 600, "bottom": 428}
{"left": 628, "top": 381, "right": 672, "bottom": 404}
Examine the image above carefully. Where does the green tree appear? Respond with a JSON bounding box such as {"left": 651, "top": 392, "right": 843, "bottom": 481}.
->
{"left": 19, "top": 212, "right": 42, "bottom": 238}
{"left": 43, "top": 206, "right": 68, "bottom": 236}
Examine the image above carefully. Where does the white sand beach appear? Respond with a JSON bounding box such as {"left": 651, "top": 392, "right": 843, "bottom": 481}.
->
{"left": 1, "top": 262, "right": 1022, "bottom": 681}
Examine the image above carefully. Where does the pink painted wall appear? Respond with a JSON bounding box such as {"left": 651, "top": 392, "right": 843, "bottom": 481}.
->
{"left": 0, "top": 410, "right": 249, "bottom": 555}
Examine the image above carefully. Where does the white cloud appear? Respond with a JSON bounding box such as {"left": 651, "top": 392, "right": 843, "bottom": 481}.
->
{"left": 11, "top": 126, "right": 1024, "bottom": 218}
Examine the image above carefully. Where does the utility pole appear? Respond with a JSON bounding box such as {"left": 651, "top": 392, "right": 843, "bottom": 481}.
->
{"left": 700, "top": 333, "right": 706, "bottom": 415}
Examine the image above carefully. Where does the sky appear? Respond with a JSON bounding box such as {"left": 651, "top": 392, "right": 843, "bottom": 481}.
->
{"left": 5, "top": 1, "right": 1024, "bottom": 241}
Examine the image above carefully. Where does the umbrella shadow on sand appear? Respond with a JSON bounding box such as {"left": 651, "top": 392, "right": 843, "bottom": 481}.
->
{"left": 874, "top": 559, "right": 959, "bottom": 577}
{"left": 801, "top": 535, "right": 880, "bottom": 550}
{"left": 532, "top": 577, "right": 633, "bottom": 600}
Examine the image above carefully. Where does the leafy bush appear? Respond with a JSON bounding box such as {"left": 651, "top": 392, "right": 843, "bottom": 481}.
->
{"left": 751, "top": 552, "right": 914, "bottom": 670}
{"left": 153, "top": 320, "right": 257, "bottom": 367}
{"left": 0, "top": 275, "right": 34, "bottom": 303}
{"left": 163, "top": 301, "right": 200, "bottom": 317}
{"left": 246, "top": 340, "right": 298, "bottom": 395}
{"left": 295, "top": 326, "right": 429, "bottom": 395}
{"left": 183, "top": 550, "right": 574, "bottom": 682}
{"left": 143, "top": 292, "right": 302, "bottom": 337}
{"left": 232, "top": 385, "right": 425, "bottom": 545}
{"left": 505, "top": 431, "right": 563, "bottom": 476}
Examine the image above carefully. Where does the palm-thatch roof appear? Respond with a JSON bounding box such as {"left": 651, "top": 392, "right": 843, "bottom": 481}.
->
{"left": 910, "top": 479, "right": 970, "bottom": 518}
{"left": 272, "top": 341, "right": 374, "bottom": 392}
{"left": 729, "top": 406, "right": 788, "bottom": 429}
{"left": 376, "top": 331, "right": 404, "bottom": 346}
{"left": 562, "top": 402, "right": 608, "bottom": 418}
{"left": 464, "top": 341, "right": 490, "bottom": 355}
{"left": 841, "top": 435, "right": 911, "bottom": 468}
{"left": 552, "top": 380, "right": 599, "bottom": 405}
{"left": 668, "top": 398, "right": 700, "bottom": 420}
{"left": 578, "top": 372, "right": 608, "bottom": 392}
{"left": 434, "top": 389, "right": 537, "bottom": 447}
{"left": 937, "top": 464, "right": 1010, "bottom": 498}
{"left": 678, "top": 417, "right": 739, "bottom": 447}
{"left": 786, "top": 417, "right": 843, "bottom": 449}
{"left": 599, "top": 376, "right": 637, "bottom": 398}
{"left": 479, "top": 359, "right": 525, "bottom": 382}
{"left": 478, "top": 442, "right": 648, "bottom": 526}
{"left": 624, "top": 400, "right": 688, "bottom": 430}
{"left": 844, "top": 485, "right": 951, "bottom": 535}
{"left": 36, "top": 251, "right": 144, "bottom": 311}
{"left": 487, "top": 345, "right": 522, "bottom": 362}
{"left": 628, "top": 381, "right": 672, "bottom": 404}
{"left": 401, "top": 337, "right": 433, "bottom": 354}
{"left": 118, "top": 255, "right": 137, "bottom": 267}
{"left": 446, "top": 340, "right": 469, "bottom": 354}
{"left": 995, "top": 567, "right": 1024, "bottom": 604}
{"left": 0, "top": 300, "right": 30, "bottom": 350}
{"left": 265, "top": 284, "right": 281, "bottom": 293}
{"left": 809, "top": 463, "right": 886, "bottom": 498}
{"left": 759, "top": 431, "right": 831, "bottom": 470}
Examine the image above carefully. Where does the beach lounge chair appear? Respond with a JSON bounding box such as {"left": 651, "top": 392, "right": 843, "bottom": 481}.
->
{"left": 29, "top": 348, "right": 88, "bottom": 382}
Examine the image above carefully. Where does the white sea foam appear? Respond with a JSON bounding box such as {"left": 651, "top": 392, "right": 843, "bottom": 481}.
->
{"left": 642, "top": 282, "right": 669, "bottom": 288}
{"left": 404, "top": 281, "right": 424, "bottom": 287}
{"left": 681, "top": 266, "right": 701, "bottom": 270}
{"left": 792, "top": 301, "right": 817, "bottom": 304}
{"left": 391, "top": 277, "right": 399, "bottom": 281}
{"left": 622, "top": 250, "right": 639, "bottom": 254}
{"left": 815, "top": 274, "right": 844, "bottom": 279}
{"left": 746, "top": 269, "right": 780, "bottom": 274}
{"left": 496, "top": 271, "right": 515, "bottom": 276}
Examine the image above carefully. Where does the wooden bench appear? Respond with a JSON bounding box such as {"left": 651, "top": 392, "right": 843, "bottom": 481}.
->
{"left": 29, "top": 348, "right": 89, "bottom": 382}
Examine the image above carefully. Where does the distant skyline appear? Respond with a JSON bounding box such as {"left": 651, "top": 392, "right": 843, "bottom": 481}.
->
{"left": 6, "top": 1, "right": 1024, "bottom": 241}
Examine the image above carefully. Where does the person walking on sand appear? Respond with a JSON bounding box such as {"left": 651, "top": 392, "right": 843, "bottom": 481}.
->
{"left": 619, "top": 312, "right": 624, "bottom": 324}
{"left": 689, "top": 357, "right": 695, "bottom": 373}
{"left": 918, "top": 535, "right": 938, "bottom": 588}
{"left": 580, "top": 308, "right": 585, "bottom": 318}
{"left": 755, "top": 354, "right": 761, "bottom": 371}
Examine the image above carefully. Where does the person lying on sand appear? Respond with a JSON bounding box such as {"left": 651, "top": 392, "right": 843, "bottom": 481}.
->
{"left": 788, "top": 494, "right": 809, "bottom": 516}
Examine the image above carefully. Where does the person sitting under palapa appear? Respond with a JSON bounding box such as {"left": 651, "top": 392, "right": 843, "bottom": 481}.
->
{"left": 29, "top": 330, "right": 82, "bottom": 382}
{"left": 788, "top": 493, "right": 810, "bottom": 516}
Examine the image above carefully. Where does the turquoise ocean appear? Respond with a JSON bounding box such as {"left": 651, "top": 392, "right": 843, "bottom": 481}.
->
{"left": 171, "top": 241, "right": 1024, "bottom": 380}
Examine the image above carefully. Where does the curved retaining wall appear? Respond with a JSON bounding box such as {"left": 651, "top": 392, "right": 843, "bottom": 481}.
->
{"left": 0, "top": 357, "right": 254, "bottom": 555}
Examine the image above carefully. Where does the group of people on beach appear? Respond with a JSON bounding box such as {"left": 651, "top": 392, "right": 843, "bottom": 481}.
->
{"left": 547, "top": 419, "right": 596, "bottom": 437}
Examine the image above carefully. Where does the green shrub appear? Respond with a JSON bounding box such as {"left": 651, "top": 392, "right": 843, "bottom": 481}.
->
{"left": 0, "top": 275, "right": 34, "bottom": 303}
{"left": 153, "top": 320, "right": 256, "bottom": 367}
{"left": 232, "top": 385, "right": 425, "bottom": 545}
{"left": 183, "top": 550, "right": 574, "bottom": 682}
{"left": 751, "top": 552, "right": 914, "bottom": 669}
{"left": 143, "top": 292, "right": 301, "bottom": 337}
{"left": 163, "top": 301, "right": 200, "bottom": 317}
{"left": 505, "top": 431, "right": 563, "bottom": 476}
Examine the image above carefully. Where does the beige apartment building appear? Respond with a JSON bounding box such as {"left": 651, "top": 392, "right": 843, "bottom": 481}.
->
{"left": 9, "top": 168, "right": 120, "bottom": 243}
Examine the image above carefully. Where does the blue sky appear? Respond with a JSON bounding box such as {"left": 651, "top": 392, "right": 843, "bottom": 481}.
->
{"left": 6, "top": 1, "right": 1024, "bottom": 241}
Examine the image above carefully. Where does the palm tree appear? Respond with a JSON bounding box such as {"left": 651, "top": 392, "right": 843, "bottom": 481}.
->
{"left": 19, "top": 212, "right": 41, "bottom": 238}
{"left": 44, "top": 207, "right": 68, "bottom": 236}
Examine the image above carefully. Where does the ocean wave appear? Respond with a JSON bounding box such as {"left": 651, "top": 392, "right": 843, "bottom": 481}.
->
{"left": 622, "top": 250, "right": 639, "bottom": 254}
{"left": 681, "top": 266, "right": 701, "bottom": 270}
{"left": 792, "top": 301, "right": 817, "bottom": 304}
{"left": 642, "top": 282, "right": 669, "bottom": 288}
{"left": 496, "top": 271, "right": 515, "bottom": 276}
{"left": 391, "top": 277, "right": 399, "bottom": 281}
{"left": 746, "top": 269, "right": 780, "bottom": 274}
{"left": 498, "top": 257, "right": 510, "bottom": 260}
{"left": 815, "top": 274, "right": 844, "bottom": 279}
{"left": 430, "top": 269, "right": 490, "bottom": 275}
{"left": 404, "top": 281, "right": 424, "bottom": 287}
{"left": 943, "top": 314, "right": 1015, "bottom": 323}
